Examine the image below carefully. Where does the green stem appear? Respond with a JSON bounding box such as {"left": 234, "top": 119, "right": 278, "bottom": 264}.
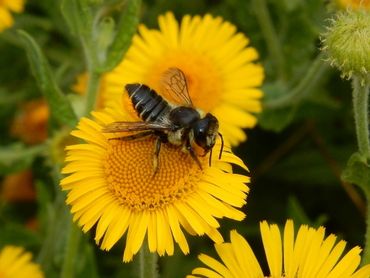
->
{"left": 352, "top": 77, "right": 370, "bottom": 160}
{"left": 81, "top": 34, "right": 101, "bottom": 116}
{"left": 84, "top": 70, "right": 101, "bottom": 115}
{"left": 136, "top": 241, "right": 158, "bottom": 278}
{"left": 264, "top": 52, "right": 329, "bottom": 109}
{"left": 364, "top": 188, "right": 370, "bottom": 264}
{"left": 253, "top": 0, "right": 286, "bottom": 80}
{"left": 61, "top": 223, "right": 81, "bottom": 278}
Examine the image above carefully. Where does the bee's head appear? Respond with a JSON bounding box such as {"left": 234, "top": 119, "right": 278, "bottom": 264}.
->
{"left": 192, "top": 113, "right": 219, "bottom": 154}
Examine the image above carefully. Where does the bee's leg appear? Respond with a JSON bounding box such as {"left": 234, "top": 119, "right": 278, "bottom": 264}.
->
{"left": 109, "top": 131, "right": 153, "bottom": 141}
{"left": 152, "top": 137, "right": 162, "bottom": 176}
{"left": 186, "top": 141, "right": 203, "bottom": 170}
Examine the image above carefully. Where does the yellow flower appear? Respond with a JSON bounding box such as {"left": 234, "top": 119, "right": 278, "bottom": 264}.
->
{"left": 102, "top": 12, "right": 264, "bottom": 146}
{"left": 336, "top": 0, "right": 370, "bottom": 10}
{"left": 60, "top": 104, "right": 250, "bottom": 262}
{"left": 0, "top": 0, "right": 25, "bottom": 32}
{"left": 188, "top": 220, "right": 370, "bottom": 278}
{"left": 11, "top": 99, "right": 49, "bottom": 145}
{"left": 0, "top": 246, "right": 44, "bottom": 278}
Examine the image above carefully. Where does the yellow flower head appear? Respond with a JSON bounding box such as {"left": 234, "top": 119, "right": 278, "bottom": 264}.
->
{"left": 60, "top": 102, "right": 250, "bottom": 262}
{"left": 336, "top": 0, "right": 370, "bottom": 10}
{"left": 102, "top": 12, "right": 264, "bottom": 146}
{"left": 0, "top": 0, "right": 25, "bottom": 32}
{"left": 0, "top": 246, "right": 44, "bottom": 278}
{"left": 188, "top": 220, "right": 370, "bottom": 278}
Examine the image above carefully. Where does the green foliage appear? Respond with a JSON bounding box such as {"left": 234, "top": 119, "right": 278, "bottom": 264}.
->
{"left": 0, "top": 0, "right": 369, "bottom": 276}
{"left": 0, "top": 143, "right": 46, "bottom": 175}
{"left": 17, "top": 30, "right": 77, "bottom": 128}
{"left": 342, "top": 152, "right": 370, "bottom": 191}
{"left": 100, "top": 0, "right": 142, "bottom": 72}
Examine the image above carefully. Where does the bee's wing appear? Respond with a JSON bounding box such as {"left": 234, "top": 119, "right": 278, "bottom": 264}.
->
{"left": 102, "top": 121, "right": 173, "bottom": 133}
{"left": 161, "top": 67, "right": 193, "bottom": 106}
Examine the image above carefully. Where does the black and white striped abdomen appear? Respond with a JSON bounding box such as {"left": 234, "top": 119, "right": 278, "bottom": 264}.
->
{"left": 125, "top": 83, "right": 171, "bottom": 122}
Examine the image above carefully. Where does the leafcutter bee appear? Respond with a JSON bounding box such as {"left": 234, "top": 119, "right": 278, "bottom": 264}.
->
{"left": 102, "top": 67, "right": 224, "bottom": 173}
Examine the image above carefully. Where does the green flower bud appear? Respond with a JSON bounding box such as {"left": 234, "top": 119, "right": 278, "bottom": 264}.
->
{"left": 321, "top": 10, "right": 370, "bottom": 83}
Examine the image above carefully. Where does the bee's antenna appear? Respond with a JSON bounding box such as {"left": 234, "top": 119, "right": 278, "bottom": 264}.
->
{"left": 218, "top": 132, "right": 224, "bottom": 159}
{"left": 209, "top": 148, "right": 213, "bottom": 167}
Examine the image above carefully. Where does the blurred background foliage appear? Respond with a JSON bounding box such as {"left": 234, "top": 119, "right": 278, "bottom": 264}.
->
{"left": 0, "top": 0, "right": 366, "bottom": 277}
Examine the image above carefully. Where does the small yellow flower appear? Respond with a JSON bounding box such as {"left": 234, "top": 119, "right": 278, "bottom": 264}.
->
{"left": 336, "top": 0, "right": 370, "bottom": 10}
{"left": 0, "top": 0, "right": 25, "bottom": 32}
{"left": 11, "top": 99, "right": 49, "bottom": 145}
{"left": 0, "top": 245, "right": 44, "bottom": 278}
{"left": 60, "top": 104, "right": 250, "bottom": 262}
{"left": 188, "top": 220, "right": 370, "bottom": 278}
{"left": 102, "top": 12, "right": 264, "bottom": 146}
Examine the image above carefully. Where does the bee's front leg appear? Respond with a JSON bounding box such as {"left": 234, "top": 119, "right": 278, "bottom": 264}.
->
{"left": 186, "top": 140, "right": 203, "bottom": 170}
{"left": 152, "top": 137, "right": 162, "bottom": 176}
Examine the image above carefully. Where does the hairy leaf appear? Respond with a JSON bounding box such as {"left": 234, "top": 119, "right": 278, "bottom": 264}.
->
{"left": 17, "top": 30, "right": 77, "bottom": 128}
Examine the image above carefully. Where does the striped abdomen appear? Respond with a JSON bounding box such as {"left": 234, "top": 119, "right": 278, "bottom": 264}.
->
{"left": 125, "top": 83, "right": 171, "bottom": 122}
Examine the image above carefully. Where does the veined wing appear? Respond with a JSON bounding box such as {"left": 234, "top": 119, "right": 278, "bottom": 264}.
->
{"left": 102, "top": 121, "right": 173, "bottom": 133}
{"left": 161, "top": 67, "right": 193, "bottom": 106}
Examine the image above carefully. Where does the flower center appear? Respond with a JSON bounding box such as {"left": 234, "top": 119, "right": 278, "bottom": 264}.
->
{"left": 146, "top": 51, "right": 222, "bottom": 113}
{"left": 104, "top": 137, "right": 205, "bottom": 211}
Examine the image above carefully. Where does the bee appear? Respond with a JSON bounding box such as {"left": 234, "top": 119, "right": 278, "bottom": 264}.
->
{"left": 102, "top": 67, "right": 224, "bottom": 173}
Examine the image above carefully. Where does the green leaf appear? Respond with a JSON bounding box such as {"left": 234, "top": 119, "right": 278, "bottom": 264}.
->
{"left": 259, "top": 82, "right": 298, "bottom": 132}
{"left": 76, "top": 238, "right": 99, "bottom": 278}
{"left": 35, "top": 181, "right": 53, "bottom": 236}
{"left": 0, "top": 223, "right": 41, "bottom": 248}
{"left": 342, "top": 152, "right": 370, "bottom": 191}
{"left": 259, "top": 106, "right": 297, "bottom": 132}
{"left": 0, "top": 143, "right": 46, "bottom": 175}
{"left": 99, "top": 0, "right": 141, "bottom": 72}
{"left": 0, "top": 88, "right": 27, "bottom": 105}
{"left": 60, "top": 0, "right": 94, "bottom": 38}
{"left": 17, "top": 30, "right": 77, "bottom": 128}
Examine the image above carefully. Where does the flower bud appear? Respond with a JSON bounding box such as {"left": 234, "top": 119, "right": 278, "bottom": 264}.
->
{"left": 321, "top": 10, "right": 370, "bottom": 83}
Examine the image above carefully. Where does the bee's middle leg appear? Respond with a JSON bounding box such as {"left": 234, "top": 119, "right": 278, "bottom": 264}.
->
{"left": 152, "top": 137, "right": 162, "bottom": 176}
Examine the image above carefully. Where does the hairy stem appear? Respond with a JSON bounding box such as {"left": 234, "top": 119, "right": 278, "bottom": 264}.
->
{"left": 264, "top": 52, "right": 329, "bottom": 109}
{"left": 352, "top": 77, "right": 370, "bottom": 160}
{"left": 61, "top": 224, "right": 81, "bottom": 278}
{"left": 136, "top": 241, "right": 158, "bottom": 278}
{"left": 253, "top": 0, "right": 286, "bottom": 80}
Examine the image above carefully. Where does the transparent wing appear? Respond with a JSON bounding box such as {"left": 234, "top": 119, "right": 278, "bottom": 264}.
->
{"left": 102, "top": 121, "right": 173, "bottom": 133}
{"left": 161, "top": 67, "right": 193, "bottom": 106}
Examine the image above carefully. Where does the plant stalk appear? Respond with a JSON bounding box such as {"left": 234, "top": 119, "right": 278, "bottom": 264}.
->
{"left": 253, "top": 0, "right": 286, "bottom": 80}
{"left": 137, "top": 241, "right": 158, "bottom": 278}
{"left": 61, "top": 223, "right": 81, "bottom": 278}
{"left": 84, "top": 70, "right": 101, "bottom": 115}
{"left": 264, "top": 52, "right": 329, "bottom": 109}
{"left": 352, "top": 77, "right": 370, "bottom": 160}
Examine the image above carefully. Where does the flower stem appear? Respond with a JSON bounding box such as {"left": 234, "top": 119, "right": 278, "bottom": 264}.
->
{"left": 264, "top": 52, "right": 329, "bottom": 109}
{"left": 61, "top": 223, "right": 81, "bottom": 278}
{"left": 351, "top": 76, "right": 370, "bottom": 265}
{"left": 84, "top": 70, "right": 101, "bottom": 115}
{"left": 352, "top": 77, "right": 370, "bottom": 160}
{"left": 136, "top": 241, "right": 158, "bottom": 278}
{"left": 252, "top": 0, "right": 286, "bottom": 80}
{"left": 364, "top": 188, "right": 370, "bottom": 264}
